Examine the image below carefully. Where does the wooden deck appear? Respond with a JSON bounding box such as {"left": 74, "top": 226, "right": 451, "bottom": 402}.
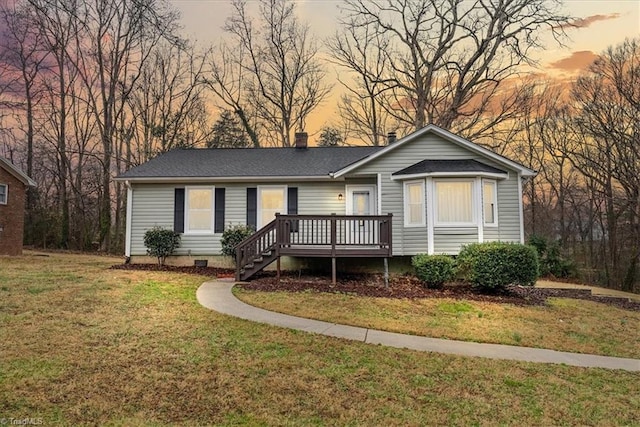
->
{"left": 235, "top": 214, "right": 393, "bottom": 283}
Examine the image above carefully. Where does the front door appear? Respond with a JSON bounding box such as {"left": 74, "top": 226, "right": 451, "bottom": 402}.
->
{"left": 346, "top": 185, "right": 376, "bottom": 244}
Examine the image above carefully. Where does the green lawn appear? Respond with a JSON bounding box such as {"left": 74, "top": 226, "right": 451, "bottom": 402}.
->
{"left": 234, "top": 287, "right": 640, "bottom": 358}
{"left": 1, "top": 252, "right": 639, "bottom": 425}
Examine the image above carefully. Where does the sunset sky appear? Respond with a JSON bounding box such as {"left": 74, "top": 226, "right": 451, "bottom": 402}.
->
{"left": 170, "top": 0, "right": 639, "bottom": 138}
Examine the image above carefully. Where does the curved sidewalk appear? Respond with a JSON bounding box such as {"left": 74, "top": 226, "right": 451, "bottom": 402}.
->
{"left": 196, "top": 281, "right": 640, "bottom": 372}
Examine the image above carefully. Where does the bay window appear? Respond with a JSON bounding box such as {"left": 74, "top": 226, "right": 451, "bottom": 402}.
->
{"left": 404, "top": 180, "right": 425, "bottom": 227}
{"left": 434, "top": 180, "right": 474, "bottom": 226}
{"left": 483, "top": 180, "right": 498, "bottom": 226}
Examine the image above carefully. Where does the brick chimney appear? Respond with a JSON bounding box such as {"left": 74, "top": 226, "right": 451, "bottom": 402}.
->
{"left": 295, "top": 132, "right": 308, "bottom": 149}
{"left": 387, "top": 131, "right": 397, "bottom": 145}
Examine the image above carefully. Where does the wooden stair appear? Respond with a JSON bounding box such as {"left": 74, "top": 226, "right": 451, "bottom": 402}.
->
{"left": 235, "top": 219, "right": 279, "bottom": 281}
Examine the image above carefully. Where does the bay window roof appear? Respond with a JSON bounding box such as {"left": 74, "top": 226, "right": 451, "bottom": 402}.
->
{"left": 392, "top": 159, "right": 508, "bottom": 179}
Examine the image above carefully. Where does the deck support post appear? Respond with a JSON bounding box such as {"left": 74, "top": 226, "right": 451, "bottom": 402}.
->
{"left": 276, "top": 256, "right": 281, "bottom": 284}
{"left": 331, "top": 257, "right": 337, "bottom": 285}
{"left": 383, "top": 258, "right": 389, "bottom": 288}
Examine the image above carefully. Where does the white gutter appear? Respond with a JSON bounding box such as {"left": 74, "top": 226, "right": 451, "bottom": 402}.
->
{"left": 390, "top": 171, "right": 509, "bottom": 181}
{"left": 113, "top": 175, "right": 339, "bottom": 183}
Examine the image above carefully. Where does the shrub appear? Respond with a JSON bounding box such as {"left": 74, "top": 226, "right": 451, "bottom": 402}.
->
{"left": 143, "top": 226, "right": 180, "bottom": 266}
{"left": 457, "top": 242, "right": 539, "bottom": 290}
{"left": 220, "top": 224, "right": 255, "bottom": 257}
{"left": 527, "top": 234, "right": 577, "bottom": 278}
{"left": 412, "top": 254, "right": 455, "bottom": 288}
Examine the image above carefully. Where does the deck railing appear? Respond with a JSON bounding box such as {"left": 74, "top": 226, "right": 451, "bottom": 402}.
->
{"left": 235, "top": 214, "right": 393, "bottom": 281}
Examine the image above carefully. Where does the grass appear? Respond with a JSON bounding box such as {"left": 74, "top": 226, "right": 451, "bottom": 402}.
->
{"left": 0, "top": 252, "right": 639, "bottom": 425}
{"left": 235, "top": 288, "right": 640, "bottom": 359}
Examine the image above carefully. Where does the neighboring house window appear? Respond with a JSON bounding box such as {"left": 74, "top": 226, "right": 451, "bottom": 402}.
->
{"left": 0, "top": 184, "right": 6, "bottom": 205}
{"left": 185, "top": 187, "right": 215, "bottom": 233}
{"left": 483, "top": 180, "right": 498, "bottom": 226}
{"left": 434, "top": 179, "right": 474, "bottom": 226}
{"left": 258, "top": 186, "right": 286, "bottom": 228}
{"left": 404, "top": 180, "right": 425, "bottom": 227}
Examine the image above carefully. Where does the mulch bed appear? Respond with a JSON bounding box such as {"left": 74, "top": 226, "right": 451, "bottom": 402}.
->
{"left": 110, "top": 263, "right": 236, "bottom": 276}
{"left": 111, "top": 264, "right": 640, "bottom": 312}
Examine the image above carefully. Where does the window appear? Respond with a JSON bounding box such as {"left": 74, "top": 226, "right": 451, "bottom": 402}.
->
{"left": 483, "top": 180, "right": 498, "bottom": 226}
{"left": 404, "top": 180, "right": 425, "bottom": 227}
{"left": 258, "top": 186, "right": 286, "bottom": 228}
{"left": 0, "top": 184, "right": 6, "bottom": 205}
{"left": 185, "top": 187, "right": 214, "bottom": 233}
{"left": 434, "top": 180, "right": 474, "bottom": 225}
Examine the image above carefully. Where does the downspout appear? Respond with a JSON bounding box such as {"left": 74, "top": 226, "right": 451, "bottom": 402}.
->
{"left": 124, "top": 180, "right": 133, "bottom": 260}
{"left": 517, "top": 174, "right": 525, "bottom": 244}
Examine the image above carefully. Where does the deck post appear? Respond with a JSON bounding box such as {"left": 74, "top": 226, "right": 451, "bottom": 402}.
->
{"left": 383, "top": 257, "right": 389, "bottom": 289}
{"left": 276, "top": 256, "right": 281, "bottom": 284}
{"left": 331, "top": 214, "right": 337, "bottom": 285}
{"left": 332, "top": 257, "right": 337, "bottom": 285}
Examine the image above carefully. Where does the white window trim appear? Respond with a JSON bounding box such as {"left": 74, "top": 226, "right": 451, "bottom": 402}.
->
{"left": 184, "top": 186, "right": 215, "bottom": 235}
{"left": 483, "top": 179, "right": 498, "bottom": 227}
{"left": 433, "top": 178, "right": 477, "bottom": 227}
{"left": 257, "top": 185, "right": 287, "bottom": 229}
{"left": 0, "top": 183, "right": 7, "bottom": 205}
{"left": 403, "top": 180, "right": 426, "bottom": 227}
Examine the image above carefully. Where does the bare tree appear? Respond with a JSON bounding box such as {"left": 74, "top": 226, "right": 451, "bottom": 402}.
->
{"left": 64, "top": 0, "right": 180, "bottom": 251}
{"left": 205, "top": 41, "right": 261, "bottom": 147}
{"left": 221, "top": 0, "right": 331, "bottom": 147}
{"left": 336, "top": 0, "right": 570, "bottom": 139}
{"left": 329, "top": 24, "right": 390, "bottom": 146}
{"left": 0, "top": 1, "right": 49, "bottom": 243}
{"left": 127, "top": 42, "right": 213, "bottom": 163}
{"left": 566, "top": 38, "right": 640, "bottom": 291}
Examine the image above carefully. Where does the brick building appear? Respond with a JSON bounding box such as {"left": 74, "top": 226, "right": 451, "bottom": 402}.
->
{"left": 0, "top": 158, "right": 36, "bottom": 255}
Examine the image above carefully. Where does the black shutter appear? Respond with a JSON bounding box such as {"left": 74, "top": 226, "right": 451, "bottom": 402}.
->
{"left": 247, "top": 187, "right": 257, "bottom": 230}
{"left": 287, "top": 187, "right": 298, "bottom": 232}
{"left": 214, "top": 188, "right": 225, "bottom": 233}
{"left": 174, "top": 188, "right": 185, "bottom": 233}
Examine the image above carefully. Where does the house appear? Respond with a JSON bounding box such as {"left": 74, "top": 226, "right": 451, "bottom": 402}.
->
{"left": 0, "top": 157, "right": 37, "bottom": 256}
{"left": 117, "top": 124, "right": 536, "bottom": 280}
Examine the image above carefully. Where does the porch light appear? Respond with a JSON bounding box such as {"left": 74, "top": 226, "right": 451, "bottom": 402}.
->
{"left": 338, "top": 193, "right": 343, "bottom": 201}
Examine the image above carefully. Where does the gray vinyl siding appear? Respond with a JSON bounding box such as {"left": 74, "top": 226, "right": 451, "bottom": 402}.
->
{"left": 483, "top": 176, "right": 521, "bottom": 242}
{"left": 347, "top": 133, "right": 522, "bottom": 255}
{"left": 129, "top": 180, "right": 367, "bottom": 256}
{"left": 434, "top": 230, "right": 478, "bottom": 254}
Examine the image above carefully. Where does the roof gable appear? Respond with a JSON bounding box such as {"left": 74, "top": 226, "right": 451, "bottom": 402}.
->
{"left": 331, "top": 124, "right": 536, "bottom": 178}
{"left": 0, "top": 157, "right": 36, "bottom": 187}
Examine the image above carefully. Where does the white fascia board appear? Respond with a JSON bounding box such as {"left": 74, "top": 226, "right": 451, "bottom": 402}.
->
{"left": 331, "top": 124, "right": 536, "bottom": 178}
{"left": 114, "top": 175, "right": 337, "bottom": 184}
{"left": 0, "top": 157, "right": 37, "bottom": 187}
{"left": 390, "top": 171, "right": 508, "bottom": 181}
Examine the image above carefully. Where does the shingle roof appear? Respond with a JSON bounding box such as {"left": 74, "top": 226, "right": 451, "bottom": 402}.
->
{"left": 392, "top": 159, "right": 507, "bottom": 176}
{"left": 118, "top": 146, "right": 384, "bottom": 179}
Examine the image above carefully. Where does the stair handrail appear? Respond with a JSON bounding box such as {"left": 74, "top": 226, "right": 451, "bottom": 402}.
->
{"left": 235, "top": 218, "right": 279, "bottom": 280}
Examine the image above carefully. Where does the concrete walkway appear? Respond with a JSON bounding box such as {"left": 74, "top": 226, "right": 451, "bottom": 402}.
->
{"left": 536, "top": 279, "right": 640, "bottom": 302}
{"left": 196, "top": 281, "right": 640, "bottom": 372}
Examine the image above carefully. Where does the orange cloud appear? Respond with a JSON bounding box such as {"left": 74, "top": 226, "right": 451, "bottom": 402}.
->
{"left": 556, "top": 13, "right": 621, "bottom": 30}
{"left": 549, "top": 51, "right": 598, "bottom": 71}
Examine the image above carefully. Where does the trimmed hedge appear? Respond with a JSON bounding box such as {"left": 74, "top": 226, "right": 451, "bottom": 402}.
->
{"left": 457, "top": 242, "right": 539, "bottom": 290}
{"left": 143, "top": 226, "right": 180, "bottom": 266}
{"left": 220, "top": 224, "right": 255, "bottom": 257}
{"left": 412, "top": 254, "right": 455, "bottom": 289}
